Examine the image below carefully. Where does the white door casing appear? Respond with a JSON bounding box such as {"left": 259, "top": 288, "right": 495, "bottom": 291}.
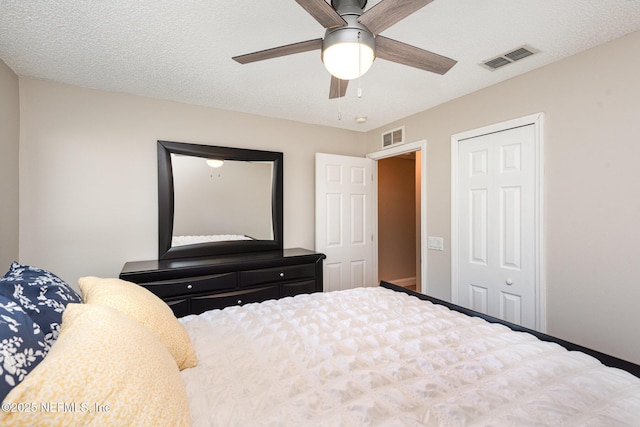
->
{"left": 451, "top": 114, "right": 544, "bottom": 331}
{"left": 315, "top": 153, "right": 374, "bottom": 291}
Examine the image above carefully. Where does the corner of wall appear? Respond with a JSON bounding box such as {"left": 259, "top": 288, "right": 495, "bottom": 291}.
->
{"left": 0, "top": 57, "right": 20, "bottom": 269}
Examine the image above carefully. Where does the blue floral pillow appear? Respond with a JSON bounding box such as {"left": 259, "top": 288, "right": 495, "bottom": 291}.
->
{"left": 0, "top": 296, "right": 49, "bottom": 401}
{"left": 0, "top": 262, "right": 82, "bottom": 346}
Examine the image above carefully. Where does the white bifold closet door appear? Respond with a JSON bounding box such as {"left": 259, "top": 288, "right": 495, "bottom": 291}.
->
{"left": 456, "top": 124, "right": 537, "bottom": 328}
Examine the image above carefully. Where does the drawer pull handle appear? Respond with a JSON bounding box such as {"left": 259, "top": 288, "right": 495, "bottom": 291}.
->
{"left": 237, "top": 299, "right": 242, "bottom": 305}
{"left": 280, "top": 272, "right": 285, "bottom": 277}
{"left": 187, "top": 284, "right": 193, "bottom": 289}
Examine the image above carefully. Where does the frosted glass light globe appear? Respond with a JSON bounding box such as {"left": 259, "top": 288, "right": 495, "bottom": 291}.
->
{"left": 322, "top": 42, "right": 375, "bottom": 80}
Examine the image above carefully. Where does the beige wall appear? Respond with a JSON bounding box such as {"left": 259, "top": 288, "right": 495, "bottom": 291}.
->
{"left": 365, "top": 31, "right": 640, "bottom": 363}
{"left": 18, "top": 79, "right": 366, "bottom": 288}
{"left": 0, "top": 59, "right": 19, "bottom": 270}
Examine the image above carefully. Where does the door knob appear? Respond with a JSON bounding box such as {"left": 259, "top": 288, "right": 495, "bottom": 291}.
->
{"left": 505, "top": 278, "right": 513, "bottom": 286}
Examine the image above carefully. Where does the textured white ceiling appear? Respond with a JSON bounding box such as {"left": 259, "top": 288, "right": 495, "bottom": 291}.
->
{"left": 1, "top": 1, "right": 639, "bottom": 132}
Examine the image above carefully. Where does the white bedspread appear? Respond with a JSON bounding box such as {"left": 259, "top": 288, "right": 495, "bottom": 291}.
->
{"left": 171, "top": 234, "right": 252, "bottom": 246}
{"left": 179, "top": 287, "right": 640, "bottom": 426}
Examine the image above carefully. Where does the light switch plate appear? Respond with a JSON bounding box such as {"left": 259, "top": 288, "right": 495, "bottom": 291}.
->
{"left": 427, "top": 236, "right": 444, "bottom": 251}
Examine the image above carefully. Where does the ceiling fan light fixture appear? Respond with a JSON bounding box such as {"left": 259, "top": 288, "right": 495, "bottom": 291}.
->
{"left": 234, "top": 0, "right": 455, "bottom": 100}
{"left": 322, "top": 26, "right": 375, "bottom": 81}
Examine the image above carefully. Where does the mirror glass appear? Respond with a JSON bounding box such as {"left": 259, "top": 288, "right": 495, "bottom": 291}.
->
{"left": 171, "top": 154, "right": 274, "bottom": 245}
{"left": 158, "top": 141, "right": 283, "bottom": 260}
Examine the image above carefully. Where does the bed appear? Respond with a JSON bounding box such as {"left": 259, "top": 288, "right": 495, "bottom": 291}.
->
{"left": 171, "top": 234, "right": 253, "bottom": 246}
{"left": 1, "top": 264, "right": 640, "bottom": 426}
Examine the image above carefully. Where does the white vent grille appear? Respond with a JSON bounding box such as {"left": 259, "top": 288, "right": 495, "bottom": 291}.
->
{"left": 481, "top": 45, "right": 538, "bottom": 71}
{"left": 484, "top": 57, "right": 511, "bottom": 69}
{"left": 505, "top": 47, "right": 534, "bottom": 62}
{"left": 382, "top": 127, "right": 404, "bottom": 148}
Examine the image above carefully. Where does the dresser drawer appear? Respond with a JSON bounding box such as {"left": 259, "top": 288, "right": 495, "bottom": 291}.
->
{"left": 142, "top": 272, "right": 236, "bottom": 298}
{"left": 190, "top": 286, "right": 279, "bottom": 314}
{"left": 239, "top": 264, "right": 316, "bottom": 287}
{"left": 281, "top": 280, "right": 317, "bottom": 298}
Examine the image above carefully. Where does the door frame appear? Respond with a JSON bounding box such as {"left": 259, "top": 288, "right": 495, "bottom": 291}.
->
{"left": 450, "top": 113, "right": 545, "bottom": 331}
{"left": 367, "top": 140, "right": 428, "bottom": 294}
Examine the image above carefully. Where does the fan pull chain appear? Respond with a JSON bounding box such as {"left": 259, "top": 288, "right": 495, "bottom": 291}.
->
{"left": 338, "top": 79, "right": 342, "bottom": 120}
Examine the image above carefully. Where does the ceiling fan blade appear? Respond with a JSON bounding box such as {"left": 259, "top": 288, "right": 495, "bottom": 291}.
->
{"left": 295, "top": 0, "right": 346, "bottom": 29}
{"left": 329, "top": 76, "right": 349, "bottom": 99}
{"left": 359, "top": 0, "right": 434, "bottom": 35}
{"left": 375, "top": 36, "right": 457, "bottom": 75}
{"left": 233, "top": 39, "right": 322, "bottom": 64}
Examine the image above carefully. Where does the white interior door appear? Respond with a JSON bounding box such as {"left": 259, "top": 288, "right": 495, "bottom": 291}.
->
{"left": 316, "top": 153, "right": 374, "bottom": 292}
{"left": 455, "top": 123, "right": 539, "bottom": 328}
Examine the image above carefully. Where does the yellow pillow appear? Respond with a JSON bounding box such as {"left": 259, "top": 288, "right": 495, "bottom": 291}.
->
{"left": 78, "top": 276, "right": 197, "bottom": 370}
{"left": 0, "top": 303, "right": 191, "bottom": 427}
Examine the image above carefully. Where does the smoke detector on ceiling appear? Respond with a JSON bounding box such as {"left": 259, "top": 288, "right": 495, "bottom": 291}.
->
{"left": 481, "top": 45, "right": 538, "bottom": 71}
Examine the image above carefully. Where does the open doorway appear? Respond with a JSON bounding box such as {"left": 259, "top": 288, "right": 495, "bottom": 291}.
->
{"left": 368, "top": 140, "right": 427, "bottom": 294}
{"left": 377, "top": 153, "right": 420, "bottom": 291}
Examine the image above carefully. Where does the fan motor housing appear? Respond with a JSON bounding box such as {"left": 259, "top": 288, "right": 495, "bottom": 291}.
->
{"left": 323, "top": 14, "right": 375, "bottom": 55}
{"left": 331, "top": 0, "right": 368, "bottom": 14}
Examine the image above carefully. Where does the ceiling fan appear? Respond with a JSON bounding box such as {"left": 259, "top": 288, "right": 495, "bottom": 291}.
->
{"left": 233, "top": 0, "right": 457, "bottom": 99}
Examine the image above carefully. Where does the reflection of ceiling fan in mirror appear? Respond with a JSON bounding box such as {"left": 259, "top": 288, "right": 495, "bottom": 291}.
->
{"left": 233, "top": 0, "right": 457, "bottom": 99}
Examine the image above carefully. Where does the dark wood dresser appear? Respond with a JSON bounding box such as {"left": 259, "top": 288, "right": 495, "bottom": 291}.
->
{"left": 119, "top": 248, "right": 325, "bottom": 317}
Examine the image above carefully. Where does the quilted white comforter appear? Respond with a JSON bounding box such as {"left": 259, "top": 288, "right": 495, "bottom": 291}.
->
{"left": 179, "top": 287, "right": 640, "bottom": 426}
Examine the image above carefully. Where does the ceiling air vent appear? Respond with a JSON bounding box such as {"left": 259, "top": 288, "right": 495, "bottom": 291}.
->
{"left": 481, "top": 45, "right": 538, "bottom": 71}
{"left": 484, "top": 57, "right": 511, "bottom": 70}
{"left": 382, "top": 126, "right": 404, "bottom": 148}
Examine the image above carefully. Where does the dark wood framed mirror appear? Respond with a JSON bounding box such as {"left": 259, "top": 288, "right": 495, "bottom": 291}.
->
{"left": 158, "top": 140, "right": 283, "bottom": 260}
